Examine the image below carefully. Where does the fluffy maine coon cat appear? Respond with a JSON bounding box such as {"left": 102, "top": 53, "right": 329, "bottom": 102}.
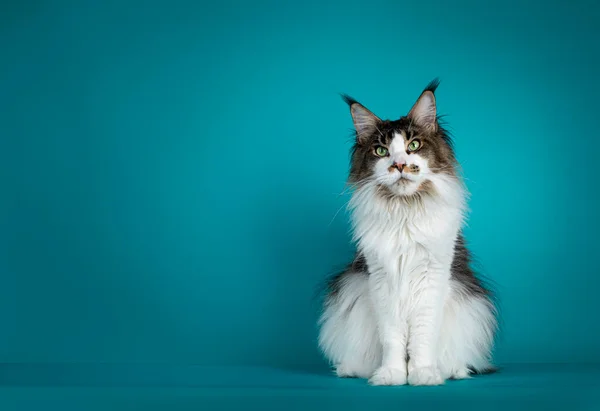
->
{"left": 318, "top": 80, "right": 497, "bottom": 386}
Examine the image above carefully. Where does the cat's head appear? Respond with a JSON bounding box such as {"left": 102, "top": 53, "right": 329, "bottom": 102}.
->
{"left": 344, "top": 79, "right": 457, "bottom": 198}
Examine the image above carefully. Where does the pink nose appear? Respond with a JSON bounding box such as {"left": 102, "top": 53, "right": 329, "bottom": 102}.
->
{"left": 392, "top": 162, "right": 406, "bottom": 171}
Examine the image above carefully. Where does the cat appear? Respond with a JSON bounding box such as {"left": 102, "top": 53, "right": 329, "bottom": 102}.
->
{"left": 318, "top": 79, "right": 497, "bottom": 386}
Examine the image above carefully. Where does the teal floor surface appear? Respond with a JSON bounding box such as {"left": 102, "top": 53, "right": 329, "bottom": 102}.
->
{"left": 0, "top": 363, "right": 598, "bottom": 410}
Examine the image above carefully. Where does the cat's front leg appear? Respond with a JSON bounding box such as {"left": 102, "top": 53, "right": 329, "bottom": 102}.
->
{"left": 367, "top": 265, "right": 408, "bottom": 386}
{"left": 407, "top": 261, "right": 449, "bottom": 386}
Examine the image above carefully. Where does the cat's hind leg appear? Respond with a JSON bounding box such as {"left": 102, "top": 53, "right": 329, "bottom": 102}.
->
{"left": 437, "top": 284, "right": 497, "bottom": 380}
{"left": 318, "top": 270, "right": 381, "bottom": 379}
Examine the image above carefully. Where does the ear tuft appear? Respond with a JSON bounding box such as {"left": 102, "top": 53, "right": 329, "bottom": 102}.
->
{"left": 341, "top": 93, "right": 359, "bottom": 107}
{"left": 424, "top": 78, "right": 440, "bottom": 94}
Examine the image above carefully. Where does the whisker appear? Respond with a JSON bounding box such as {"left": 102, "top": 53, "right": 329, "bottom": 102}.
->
{"left": 327, "top": 199, "right": 351, "bottom": 227}
{"left": 333, "top": 177, "right": 374, "bottom": 197}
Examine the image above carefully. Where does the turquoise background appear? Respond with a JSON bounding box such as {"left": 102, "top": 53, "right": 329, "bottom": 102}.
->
{"left": 1, "top": 0, "right": 599, "bottom": 387}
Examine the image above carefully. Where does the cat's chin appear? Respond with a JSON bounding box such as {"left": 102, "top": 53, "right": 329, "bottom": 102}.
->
{"left": 384, "top": 178, "right": 433, "bottom": 198}
{"left": 388, "top": 179, "right": 420, "bottom": 197}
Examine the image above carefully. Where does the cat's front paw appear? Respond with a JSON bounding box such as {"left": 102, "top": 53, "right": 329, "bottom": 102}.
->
{"left": 408, "top": 366, "right": 444, "bottom": 386}
{"left": 368, "top": 366, "right": 407, "bottom": 386}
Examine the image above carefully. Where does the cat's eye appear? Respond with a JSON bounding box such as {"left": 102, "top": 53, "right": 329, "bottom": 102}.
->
{"left": 375, "top": 146, "right": 389, "bottom": 157}
{"left": 408, "top": 140, "right": 421, "bottom": 152}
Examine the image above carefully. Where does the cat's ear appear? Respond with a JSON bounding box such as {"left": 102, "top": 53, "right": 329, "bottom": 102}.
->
{"left": 342, "top": 94, "right": 381, "bottom": 144}
{"left": 407, "top": 79, "right": 439, "bottom": 131}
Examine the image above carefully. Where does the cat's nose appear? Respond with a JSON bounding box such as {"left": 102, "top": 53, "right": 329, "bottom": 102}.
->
{"left": 392, "top": 162, "right": 406, "bottom": 171}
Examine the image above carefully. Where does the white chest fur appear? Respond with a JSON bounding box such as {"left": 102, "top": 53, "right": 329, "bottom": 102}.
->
{"left": 349, "top": 177, "right": 465, "bottom": 278}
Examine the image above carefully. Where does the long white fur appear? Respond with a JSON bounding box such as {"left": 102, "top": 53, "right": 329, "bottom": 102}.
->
{"left": 318, "top": 132, "right": 496, "bottom": 386}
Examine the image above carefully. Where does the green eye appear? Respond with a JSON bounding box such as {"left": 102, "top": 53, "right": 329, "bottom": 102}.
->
{"left": 408, "top": 140, "right": 421, "bottom": 151}
{"left": 375, "top": 146, "right": 389, "bottom": 157}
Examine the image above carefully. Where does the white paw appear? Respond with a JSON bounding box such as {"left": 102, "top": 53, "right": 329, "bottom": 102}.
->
{"left": 408, "top": 366, "right": 444, "bottom": 386}
{"left": 334, "top": 363, "right": 374, "bottom": 379}
{"left": 368, "top": 366, "right": 407, "bottom": 386}
{"left": 450, "top": 368, "right": 471, "bottom": 380}
{"left": 335, "top": 364, "right": 356, "bottom": 378}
